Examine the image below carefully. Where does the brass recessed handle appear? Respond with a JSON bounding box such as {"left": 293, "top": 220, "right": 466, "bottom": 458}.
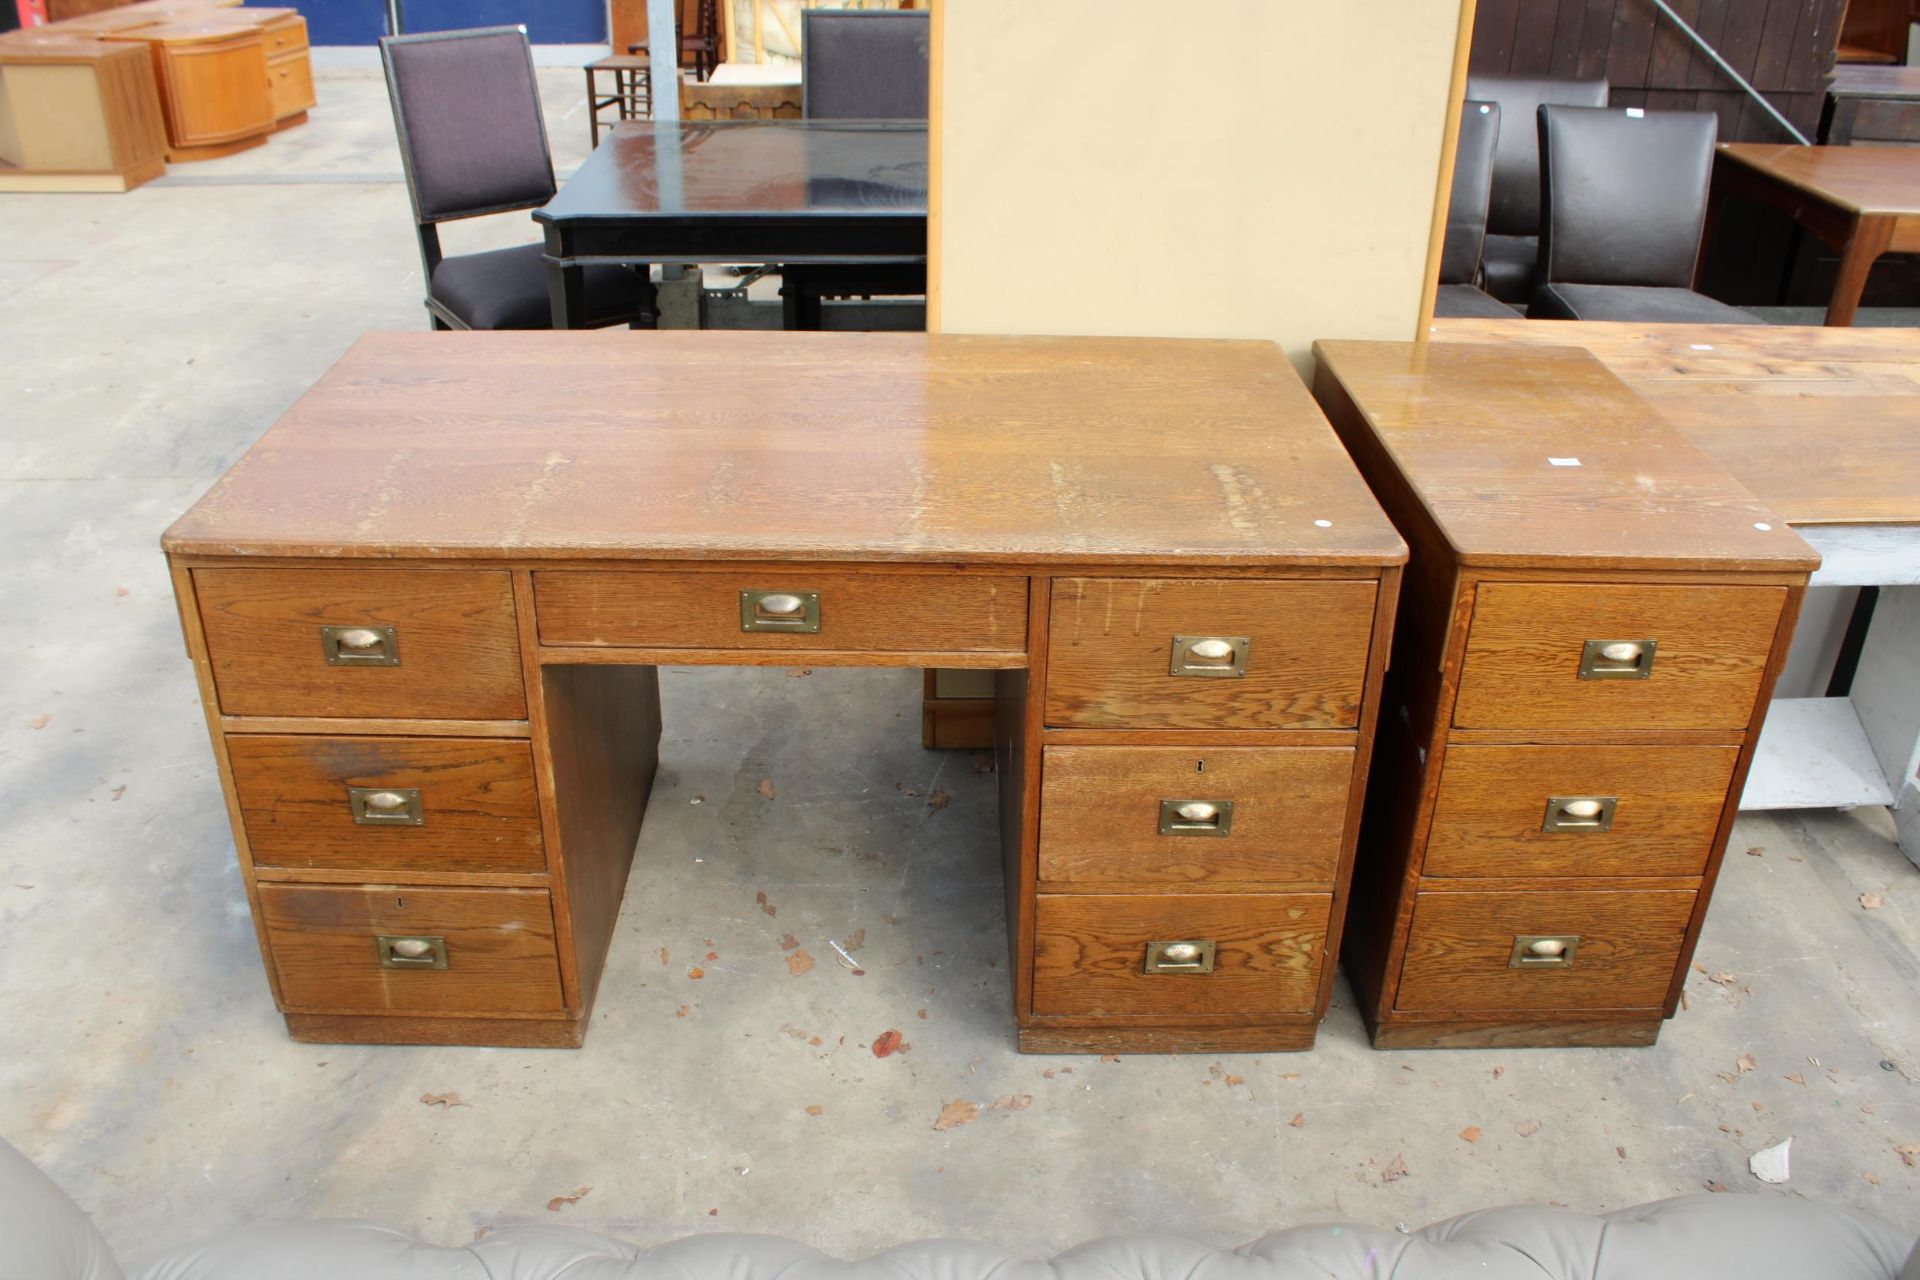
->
{"left": 1170, "top": 635, "right": 1249, "bottom": 678}
{"left": 349, "top": 787, "right": 423, "bottom": 826}
{"left": 740, "top": 590, "right": 820, "bottom": 633}
{"left": 1509, "top": 935, "right": 1579, "bottom": 968}
{"left": 1579, "top": 638, "right": 1655, "bottom": 680}
{"left": 1144, "top": 940, "right": 1217, "bottom": 973}
{"left": 377, "top": 935, "right": 447, "bottom": 969}
{"left": 1158, "top": 799, "right": 1235, "bottom": 837}
{"left": 1542, "top": 795, "right": 1616, "bottom": 833}
{"left": 321, "top": 624, "right": 399, "bottom": 666}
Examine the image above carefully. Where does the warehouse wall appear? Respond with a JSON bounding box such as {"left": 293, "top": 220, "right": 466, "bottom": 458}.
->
{"left": 933, "top": 0, "right": 1469, "bottom": 365}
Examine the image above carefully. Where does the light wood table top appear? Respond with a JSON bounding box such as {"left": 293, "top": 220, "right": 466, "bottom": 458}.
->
{"left": 1429, "top": 319, "right": 1920, "bottom": 528}
{"left": 1717, "top": 143, "right": 1920, "bottom": 218}
{"left": 164, "top": 331, "right": 1406, "bottom": 570}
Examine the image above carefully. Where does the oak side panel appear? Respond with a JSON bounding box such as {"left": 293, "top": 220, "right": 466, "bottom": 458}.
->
{"left": 999, "top": 576, "right": 1049, "bottom": 1022}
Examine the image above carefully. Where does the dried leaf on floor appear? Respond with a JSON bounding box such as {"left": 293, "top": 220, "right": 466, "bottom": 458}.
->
{"left": 1717, "top": 1072, "right": 1738, "bottom": 1084}
{"left": 917, "top": 1008, "right": 927, "bottom": 1019}
{"left": 1861, "top": 893, "right": 1884, "bottom": 910}
{"left": 1616, "top": 1146, "right": 1627, "bottom": 1160}
{"left": 1894, "top": 1143, "right": 1920, "bottom": 1168}
{"left": 1208, "top": 1063, "right": 1225, "bottom": 1080}
{"left": 688, "top": 967, "right": 705, "bottom": 980}
{"left": 896, "top": 782, "right": 919, "bottom": 796}
{"left": 1745, "top": 845, "right": 1765, "bottom": 856}
{"left": 926, "top": 787, "right": 952, "bottom": 812}
{"left": 1863, "top": 1171, "right": 1880, "bottom": 1185}
{"left": 1491, "top": 1066, "right": 1505, "bottom": 1079}
{"left": 844, "top": 928, "right": 866, "bottom": 951}
{"left": 779, "top": 933, "right": 799, "bottom": 951}
{"left": 804, "top": 1105, "right": 824, "bottom": 1116}
{"left": 972, "top": 751, "right": 994, "bottom": 773}
{"left": 28, "top": 715, "right": 49, "bottom": 730}
{"left": 787, "top": 949, "right": 815, "bottom": 977}
{"left": 705, "top": 951, "right": 718, "bottom": 961}
{"left": 1788, "top": 854, "right": 1805, "bottom": 862}
{"left": 1279, "top": 1072, "right": 1301, "bottom": 1081}
{"left": 1379, "top": 1156, "right": 1409, "bottom": 1183}
{"left": 1459, "top": 1126, "right": 1481, "bottom": 1143}
{"left": 1225, "top": 1074, "right": 1245, "bottom": 1087}
{"left": 1738, "top": 1054, "right": 1758, "bottom": 1073}
{"left": 933, "top": 1100, "right": 978, "bottom": 1131}
{"left": 990, "top": 1094, "right": 1032, "bottom": 1111}
{"left": 1783, "top": 1073, "right": 1805, "bottom": 1086}
{"left": 757, "top": 891, "right": 777, "bottom": 917}
{"left": 419, "top": 1092, "right": 468, "bottom": 1108}
{"left": 787, "top": 668, "right": 812, "bottom": 678}
{"left": 757, "top": 778, "right": 775, "bottom": 800}
{"left": 1752, "top": 1101, "right": 1766, "bottom": 1111}
{"left": 1708, "top": 972, "right": 1738, "bottom": 987}
{"left": 780, "top": 1024, "right": 809, "bottom": 1039}
{"left": 546, "top": 1187, "right": 591, "bottom": 1211}
{"left": 1289, "top": 1113, "right": 1306, "bottom": 1128}
{"left": 659, "top": 947, "right": 669, "bottom": 965}
{"left": 1705, "top": 1181, "right": 1729, "bottom": 1194}
{"left": 675, "top": 1005, "right": 690, "bottom": 1018}
{"left": 872, "top": 1029, "right": 905, "bottom": 1058}
{"left": 1515, "top": 1119, "right": 1542, "bottom": 1137}
{"left": 1100, "top": 1054, "right": 1119, "bottom": 1063}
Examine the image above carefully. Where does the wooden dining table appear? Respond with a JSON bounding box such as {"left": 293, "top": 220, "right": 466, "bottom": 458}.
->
{"left": 534, "top": 118, "right": 928, "bottom": 329}
{"left": 1702, "top": 143, "right": 1920, "bottom": 326}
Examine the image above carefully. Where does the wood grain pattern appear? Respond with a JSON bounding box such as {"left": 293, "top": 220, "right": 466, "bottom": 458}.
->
{"left": 533, "top": 569, "right": 1026, "bottom": 654}
{"left": 1394, "top": 889, "right": 1696, "bottom": 1013}
{"left": 1426, "top": 743, "right": 1739, "bottom": 878}
{"left": 1428, "top": 320, "right": 1920, "bottom": 527}
{"left": 1371, "top": 1017, "right": 1661, "bottom": 1049}
{"left": 1718, "top": 143, "right": 1920, "bottom": 218}
{"left": 1044, "top": 578, "right": 1377, "bottom": 730}
{"left": 1428, "top": 740, "right": 1743, "bottom": 882}
{"left": 194, "top": 567, "right": 526, "bottom": 720}
{"left": 285, "top": 1011, "right": 583, "bottom": 1048}
{"left": 227, "top": 735, "right": 544, "bottom": 875}
{"left": 1308, "top": 342, "right": 1820, "bottom": 572}
{"left": 1031, "top": 893, "right": 1329, "bottom": 1018}
{"left": 106, "top": 21, "right": 273, "bottom": 151}
{"left": 258, "top": 884, "right": 566, "bottom": 1016}
{"left": 1018, "top": 1024, "right": 1316, "bottom": 1054}
{"left": 1037, "top": 745, "right": 1353, "bottom": 890}
{"left": 1453, "top": 582, "right": 1786, "bottom": 730}
{"left": 159, "top": 333, "right": 1406, "bottom": 571}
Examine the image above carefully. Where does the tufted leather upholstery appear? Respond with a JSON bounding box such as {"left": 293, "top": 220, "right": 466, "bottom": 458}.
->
{"left": 5, "top": 1138, "right": 1916, "bottom": 1280}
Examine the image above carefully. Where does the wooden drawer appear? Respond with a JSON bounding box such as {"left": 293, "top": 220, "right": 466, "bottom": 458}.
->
{"left": 228, "top": 735, "right": 544, "bottom": 875}
{"left": 1426, "top": 744, "right": 1738, "bottom": 878}
{"left": 260, "top": 14, "right": 308, "bottom": 57}
{"left": 1037, "top": 745, "right": 1352, "bottom": 890}
{"left": 195, "top": 568, "right": 526, "bottom": 720}
{"left": 1394, "top": 889, "right": 1695, "bottom": 1013}
{"left": 1453, "top": 583, "right": 1785, "bottom": 731}
{"left": 260, "top": 884, "right": 565, "bottom": 1015}
{"left": 267, "top": 51, "right": 313, "bottom": 118}
{"left": 1044, "top": 578, "right": 1377, "bottom": 729}
{"left": 1031, "top": 893, "right": 1328, "bottom": 1017}
{"left": 533, "top": 569, "right": 1027, "bottom": 655}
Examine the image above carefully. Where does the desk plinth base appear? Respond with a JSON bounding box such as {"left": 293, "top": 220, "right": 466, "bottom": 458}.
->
{"left": 285, "top": 1012, "right": 587, "bottom": 1049}
{"left": 1019, "top": 1022, "right": 1319, "bottom": 1055}
{"left": 1367, "top": 1016, "right": 1664, "bottom": 1051}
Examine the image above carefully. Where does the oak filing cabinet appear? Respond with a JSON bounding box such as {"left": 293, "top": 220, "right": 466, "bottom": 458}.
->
{"left": 1311, "top": 340, "right": 1818, "bottom": 1048}
{"left": 162, "top": 331, "right": 1406, "bottom": 1052}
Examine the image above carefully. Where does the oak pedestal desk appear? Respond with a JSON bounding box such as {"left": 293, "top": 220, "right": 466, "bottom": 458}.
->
{"left": 1312, "top": 341, "right": 1818, "bottom": 1050}
{"left": 161, "top": 331, "right": 1406, "bottom": 1052}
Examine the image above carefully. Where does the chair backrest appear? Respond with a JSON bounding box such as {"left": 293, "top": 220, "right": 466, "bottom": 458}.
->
{"left": 1440, "top": 100, "right": 1501, "bottom": 286}
{"left": 1465, "top": 73, "right": 1608, "bottom": 236}
{"left": 1537, "top": 105, "right": 1719, "bottom": 289}
{"left": 801, "top": 9, "right": 930, "bottom": 121}
{"left": 381, "top": 26, "right": 555, "bottom": 225}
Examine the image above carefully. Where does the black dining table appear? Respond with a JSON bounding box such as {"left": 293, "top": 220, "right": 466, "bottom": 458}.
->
{"left": 535, "top": 118, "right": 929, "bottom": 329}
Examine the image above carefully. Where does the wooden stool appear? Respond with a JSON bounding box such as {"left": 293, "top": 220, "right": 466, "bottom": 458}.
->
{"left": 586, "top": 53, "right": 651, "bottom": 146}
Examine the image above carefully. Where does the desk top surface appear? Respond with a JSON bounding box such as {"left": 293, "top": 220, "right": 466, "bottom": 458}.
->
{"left": 1313, "top": 339, "right": 1820, "bottom": 573}
{"left": 163, "top": 332, "right": 1405, "bottom": 569}
{"left": 535, "top": 121, "right": 927, "bottom": 226}
{"left": 1830, "top": 65, "right": 1920, "bottom": 99}
{"left": 1718, "top": 143, "right": 1920, "bottom": 217}
{"left": 1431, "top": 319, "right": 1920, "bottom": 528}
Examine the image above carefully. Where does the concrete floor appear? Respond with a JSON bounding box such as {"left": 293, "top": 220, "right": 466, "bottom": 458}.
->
{"left": 2, "top": 67, "right": 1918, "bottom": 1269}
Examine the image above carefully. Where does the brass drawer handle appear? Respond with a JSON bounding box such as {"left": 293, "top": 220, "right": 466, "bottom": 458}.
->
{"left": 1579, "top": 638, "right": 1655, "bottom": 680}
{"left": 321, "top": 625, "right": 399, "bottom": 666}
{"left": 1509, "top": 935, "right": 1579, "bottom": 968}
{"left": 1169, "top": 635, "right": 1248, "bottom": 678}
{"left": 349, "top": 787, "right": 423, "bottom": 826}
{"left": 1542, "top": 795, "right": 1616, "bottom": 833}
{"left": 1144, "top": 940, "right": 1217, "bottom": 974}
{"left": 740, "top": 590, "right": 820, "bottom": 633}
{"left": 377, "top": 935, "right": 447, "bottom": 969}
{"left": 1158, "top": 799, "right": 1235, "bottom": 837}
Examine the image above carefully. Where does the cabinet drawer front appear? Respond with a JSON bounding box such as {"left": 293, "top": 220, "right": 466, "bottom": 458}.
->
{"left": 229, "top": 736, "right": 544, "bottom": 875}
{"left": 1038, "top": 746, "right": 1353, "bottom": 890}
{"left": 533, "top": 570, "right": 1027, "bottom": 655}
{"left": 1044, "top": 578, "right": 1377, "bottom": 729}
{"left": 260, "top": 884, "right": 565, "bottom": 1016}
{"left": 1426, "top": 744, "right": 1737, "bottom": 878}
{"left": 1453, "top": 583, "right": 1785, "bottom": 731}
{"left": 1032, "top": 894, "right": 1328, "bottom": 1017}
{"left": 195, "top": 568, "right": 526, "bottom": 719}
{"left": 261, "top": 16, "right": 308, "bottom": 57}
{"left": 1395, "top": 889, "right": 1695, "bottom": 1013}
{"left": 268, "top": 53, "right": 314, "bottom": 118}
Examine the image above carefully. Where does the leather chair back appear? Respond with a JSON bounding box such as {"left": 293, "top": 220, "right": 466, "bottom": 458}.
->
{"left": 1465, "top": 73, "right": 1608, "bottom": 236}
{"left": 1441, "top": 100, "right": 1501, "bottom": 285}
{"left": 1538, "top": 106, "right": 1718, "bottom": 289}
{"left": 381, "top": 27, "right": 556, "bottom": 224}
{"left": 802, "top": 9, "right": 930, "bottom": 121}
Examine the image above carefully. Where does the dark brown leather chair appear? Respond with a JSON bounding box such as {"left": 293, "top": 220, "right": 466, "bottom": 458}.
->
{"left": 1529, "top": 106, "right": 1762, "bottom": 324}
{"left": 381, "top": 27, "right": 652, "bottom": 330}
{"left": 1465, "top": 73, "right": 1609, "bottom": 302}
{"left": 1434, "top": 100, "right": 1518, "bottom": 320}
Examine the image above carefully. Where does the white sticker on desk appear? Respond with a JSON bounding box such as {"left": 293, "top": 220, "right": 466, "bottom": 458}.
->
{"left": 1548, "top": 457, "right": 1581, "bottom": 467}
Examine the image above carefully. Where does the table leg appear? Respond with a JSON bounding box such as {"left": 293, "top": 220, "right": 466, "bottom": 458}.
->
{"left": 547, "top": 261, "right": 587, "bottom": 330}
{"left": 1851, "top": 585, "right": 1920, "bottom": 869}
{"left": 1825, "top": 216, "right": 1893, "bottom": 327}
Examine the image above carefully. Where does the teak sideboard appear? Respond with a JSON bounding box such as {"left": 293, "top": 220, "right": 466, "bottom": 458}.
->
{"left": 1312, "top": 340, "right": 1818, "bottom": 1049}
{"left": 161, "top": 331, "right": 1406, "bottom": 1052}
